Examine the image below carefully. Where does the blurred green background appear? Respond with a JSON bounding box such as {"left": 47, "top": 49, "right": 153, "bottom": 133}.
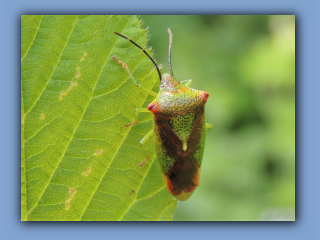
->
{"left": 142, "top": 15, "right": 295, "bottom": 221}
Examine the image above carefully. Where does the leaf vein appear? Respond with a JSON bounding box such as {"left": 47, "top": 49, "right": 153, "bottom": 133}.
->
{"left": 24, "top": 16, "right": 78, "bottom": 117}
{"left": 21, "top": 15, "right": 44, "bottom": 61}
{"left": 118, "top": 155, "right": 156, "bottom": 220}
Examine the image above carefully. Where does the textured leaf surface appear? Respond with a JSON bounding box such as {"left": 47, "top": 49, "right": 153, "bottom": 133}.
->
{"left": 21, "top": 15, "right": 176, "bottom": 221}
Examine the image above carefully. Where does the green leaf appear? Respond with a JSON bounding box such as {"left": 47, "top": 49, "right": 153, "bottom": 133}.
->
{"left": 21, "top": 15, "right": 177, "bottom": 221}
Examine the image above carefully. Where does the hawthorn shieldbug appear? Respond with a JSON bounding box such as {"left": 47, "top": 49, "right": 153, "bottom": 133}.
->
{"left": 112, "top": 29, "right": 212, "bottom": 201}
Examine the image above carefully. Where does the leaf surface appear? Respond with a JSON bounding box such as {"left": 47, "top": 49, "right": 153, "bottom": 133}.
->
{"left": 21, "top": 15, "right": 176, "bottom": 221}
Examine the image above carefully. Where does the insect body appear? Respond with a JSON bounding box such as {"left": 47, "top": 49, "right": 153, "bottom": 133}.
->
{"left": 113, "top": 29, "right": 212, "bottom": 201}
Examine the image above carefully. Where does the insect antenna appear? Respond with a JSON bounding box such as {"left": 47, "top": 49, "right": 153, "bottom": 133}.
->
{"left": 114, "top": 32, "right": 162, "bottom": 81}
{"left": 168, "top": 28, "right": 174, "bottom": 77}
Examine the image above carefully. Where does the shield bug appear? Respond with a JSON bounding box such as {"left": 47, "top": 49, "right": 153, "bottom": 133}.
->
{"left": 112, "top": 29, "right": 212, "bottom": 201}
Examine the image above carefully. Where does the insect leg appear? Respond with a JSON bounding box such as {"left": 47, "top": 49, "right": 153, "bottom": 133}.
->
{"left": 139, "top": 154, "right": 156, "bottom": 167}
{"left": 140, "top": 129, "right": 154, "bottom": 145}
{"left": 139, "top": 131, "right": 155, "bottom": 167}
{"left": 139, "top": 156, "right": 150, "bottom": 167}
{"left": 205, "top": 123, "right": 212, "bottom": 131}
{"left": 124, "top": 108, "right": 150, "bottom": 127}
{"left": 180, "top": 79, "right": 193, "bottom": 86}
{"left": 112, "top": 56, "right": 158, "bottom": 97}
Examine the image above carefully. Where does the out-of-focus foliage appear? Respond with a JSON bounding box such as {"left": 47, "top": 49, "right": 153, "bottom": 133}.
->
{"left": 142, "top": 15, "right": 295, "bottom": 221}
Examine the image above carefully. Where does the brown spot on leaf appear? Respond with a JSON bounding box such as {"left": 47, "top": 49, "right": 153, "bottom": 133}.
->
{"left": 66, "top": 188, "right": 76, "bottom": 210}
{"left": 59, "top": 81, "right": 77, "bottom": 100}
{"left": 67, "top": 81, "right": 77, "bottom": 91}
{"left": 59, "top": 91, "right": 67, "bottom": 100}
{"left": 80, "top": 52, "right": 88, "bottom": 61}
{"left": 76, "top": 67, "right": 81, "bottom": 78}
{"left": 93, "top": 150, "right": 103, "bottom": 156}
{"left": 83, "top": 166, "right": 91, "bottom": 176}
